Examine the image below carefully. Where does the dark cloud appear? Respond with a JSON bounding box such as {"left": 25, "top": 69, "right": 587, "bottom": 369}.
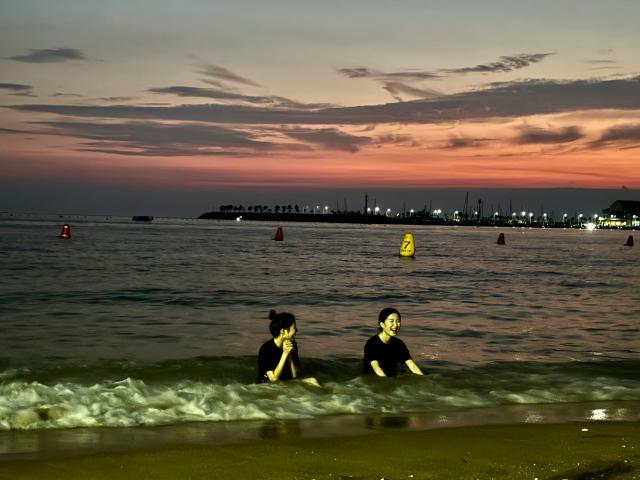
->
{"left": 197, "top": 64, "right": 261, "bottom": 87}
{"left": 446, "top": 136, "right": 486, "bottom": 149}
{"left": 11, "top": 76, "right": 640, "bottom": 126}
{"left": 149, "top": 85, "right": 274, "bottom": 104}
{"left": 590, "top": 124, "right": 640, "bottom": 149}
{"left": 97, "top": 96, "right": 136, "bottom": 102}
{"left": 0, "top": 127, "right": 25, "bottom": 134}
{"left": 0, "top": 82, "right": 34, "bottom": 96}
{"left": 375, "top": 133, "right": 417, "bottom": 146}
{"left": 337, "top": 67, "right": 440, "bottom": 82}
{"left": 339, "top": 53, "right": 552, "bottom": 101}
{"left": 53, "top": 92, "right": 84, "bottom": 98}
{"left": 148, "top": 85, "right": 335, "bottom": 110}
{"left": 267, "top": 96, "right": 336, "bottom": 110}
{"left": 8, "top": 48, "right": 86, "bottom": 63}
{"left": 444, "top": 53, "right": 553, "bottom": 74}
{"left": 515, "top": 126, "right": 584, "bottom": 144}
{"left": 279, "top": 127, "right": 370, "bottom": 153}
{"left": 31, "top": 120, "right": 273, "bottom": 156}
{"left": 383, "top": 82, "right": 441, "bottom": 101}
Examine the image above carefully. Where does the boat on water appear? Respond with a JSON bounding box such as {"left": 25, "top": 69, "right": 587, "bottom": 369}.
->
{"left": 132, "top": 215, "right": 154, "bottom": 222}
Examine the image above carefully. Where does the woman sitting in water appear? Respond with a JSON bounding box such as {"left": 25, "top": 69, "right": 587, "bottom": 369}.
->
{"left": 363, "top": 307, "right": 424, "bottom": 377}
{"left": 258, "top": 309, "right": 319, "bottom": 386}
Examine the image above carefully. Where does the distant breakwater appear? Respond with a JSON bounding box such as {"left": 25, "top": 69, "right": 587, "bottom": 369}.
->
{"left": 197, "top": 211, "right": 572, "bottom": 227}
{"left": 199, "top": 211, "right": 403, "bottom": 224}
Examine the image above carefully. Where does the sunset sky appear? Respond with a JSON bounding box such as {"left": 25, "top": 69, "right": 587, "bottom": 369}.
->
{"left": 1, "top": 0, "right": 639, "bottom": 216}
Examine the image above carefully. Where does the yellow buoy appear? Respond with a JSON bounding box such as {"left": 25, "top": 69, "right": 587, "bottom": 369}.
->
{"left": 399, "top": 232, "right": 415, "bottom": 257}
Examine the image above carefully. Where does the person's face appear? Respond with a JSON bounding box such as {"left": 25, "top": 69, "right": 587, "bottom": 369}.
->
{"left": 380, "top": 313, "right": 401, "bottom": 337}
{"left": 281, "top": 323, "right": 297, "bottom": 340}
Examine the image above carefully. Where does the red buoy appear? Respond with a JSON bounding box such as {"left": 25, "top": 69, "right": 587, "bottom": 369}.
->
{"left": 59, "top": 224, "right": 71, "bottom": 239}
{"left": 497, "top": 232, "right": 505, "bottom": 245}
{"left": 625, "top": 235, "right": 634, "bottom": 247}
{"left": 274, "top": 227, "right": 284, "bottom": 241}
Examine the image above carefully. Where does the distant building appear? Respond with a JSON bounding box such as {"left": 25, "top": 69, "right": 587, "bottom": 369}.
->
{"left": 601, "top": 200, "right": 640, "bottom": 228}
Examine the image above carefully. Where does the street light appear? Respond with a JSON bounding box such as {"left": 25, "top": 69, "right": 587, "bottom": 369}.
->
{"left": 374, "top": 206, "right": 380, "bottom": 215}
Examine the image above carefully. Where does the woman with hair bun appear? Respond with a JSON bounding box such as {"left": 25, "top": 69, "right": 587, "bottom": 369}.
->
{"left": 257, "top": 309, "right": 302, "bottom": 383}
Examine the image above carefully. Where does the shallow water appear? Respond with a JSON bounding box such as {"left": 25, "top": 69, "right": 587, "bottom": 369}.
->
{"left": 0, "top": 215, "right": 639, "bottom": 431}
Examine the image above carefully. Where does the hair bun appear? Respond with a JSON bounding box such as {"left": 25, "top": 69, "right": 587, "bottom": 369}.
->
{"left": 268, "top": 309, "right": 278, "bottom": 320}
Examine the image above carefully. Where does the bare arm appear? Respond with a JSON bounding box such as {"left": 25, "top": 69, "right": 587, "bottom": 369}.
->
{"left": 266, "top": 342, "right": 293, "bottom": 382}
{"left": 405, "top": 359, "right": 424, "bottom": 375}
{"left": 370, "top": 360, "right": 387, "bottom": 377}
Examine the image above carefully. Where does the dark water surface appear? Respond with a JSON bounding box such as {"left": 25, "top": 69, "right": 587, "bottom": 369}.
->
{"left": 1, "top": 215, "right": 638, "bottom": 432}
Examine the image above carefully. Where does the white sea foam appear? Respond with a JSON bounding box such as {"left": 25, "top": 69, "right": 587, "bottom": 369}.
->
{"left": 1, "top": 371, "right": 640, "bottom": 430}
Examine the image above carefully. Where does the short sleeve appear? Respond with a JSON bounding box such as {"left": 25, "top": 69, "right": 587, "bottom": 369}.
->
{"left": 257, "top": 342, "right": 274, "bottom": 383}
{"left": 364, "top": 336, "right": 377, "bottom": 363}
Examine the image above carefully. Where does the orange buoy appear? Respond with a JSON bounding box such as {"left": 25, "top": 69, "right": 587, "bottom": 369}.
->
{"left": 274, "top": 227, "right": 284, "bottom": 241}
{"left": 625, "top": 235, "right": 634, "bottom": 247}
{"left": 59, "top": 223, "right": 71, "bottom": 239}
{"left": 497, "top": 232, "right": 505, "bottom": 245}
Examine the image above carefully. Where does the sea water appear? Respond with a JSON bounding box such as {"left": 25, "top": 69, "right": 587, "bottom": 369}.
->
{"left": 0, "top": 215, "right": 639, "bottom": 435}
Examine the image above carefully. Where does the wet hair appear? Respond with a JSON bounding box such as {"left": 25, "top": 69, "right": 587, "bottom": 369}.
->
{"left": 378, "top": 307, "right": 401, "bottom": 332}
{"left": 268, "top": 309, "right": 296, "bottom": 337}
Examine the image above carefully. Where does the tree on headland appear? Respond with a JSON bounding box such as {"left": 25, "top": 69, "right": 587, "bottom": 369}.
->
{"left": 295, "top": 204, "right": 300, "bottom": 213}
{"left": 275, "top": 205, "right": 281, "bottom": 213}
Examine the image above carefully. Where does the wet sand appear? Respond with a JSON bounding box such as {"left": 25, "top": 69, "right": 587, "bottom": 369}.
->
{"left": 1, "top": 421, "right": 638, "bottom": 480}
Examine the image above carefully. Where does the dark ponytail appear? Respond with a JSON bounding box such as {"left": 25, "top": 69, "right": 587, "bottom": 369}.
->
{"left": 268, "top": 309, "right": 296, "bottom": 337}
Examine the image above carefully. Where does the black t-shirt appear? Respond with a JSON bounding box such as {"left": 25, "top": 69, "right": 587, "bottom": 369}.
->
{"left": 257, "top": 338, "right": 300, "bottom": 383}
{"left": 363, "top": 334, "right": 411, "bottom": 376}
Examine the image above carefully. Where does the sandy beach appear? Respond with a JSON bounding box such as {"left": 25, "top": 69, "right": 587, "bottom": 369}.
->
{"left": 1, "top": 421, "right": 638, "bottom": 480}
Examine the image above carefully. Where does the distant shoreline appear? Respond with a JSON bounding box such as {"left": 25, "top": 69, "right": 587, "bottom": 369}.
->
{"left": 197, "top": 211, "right": 627, "bottom": 228}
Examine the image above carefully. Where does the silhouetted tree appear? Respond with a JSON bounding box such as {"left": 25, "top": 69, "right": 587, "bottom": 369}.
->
{"left": 294, "top": 204, "right": 300, "bottom": 213}
{"left": 275, "top": 205, "right": 281, "bottom": 213}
